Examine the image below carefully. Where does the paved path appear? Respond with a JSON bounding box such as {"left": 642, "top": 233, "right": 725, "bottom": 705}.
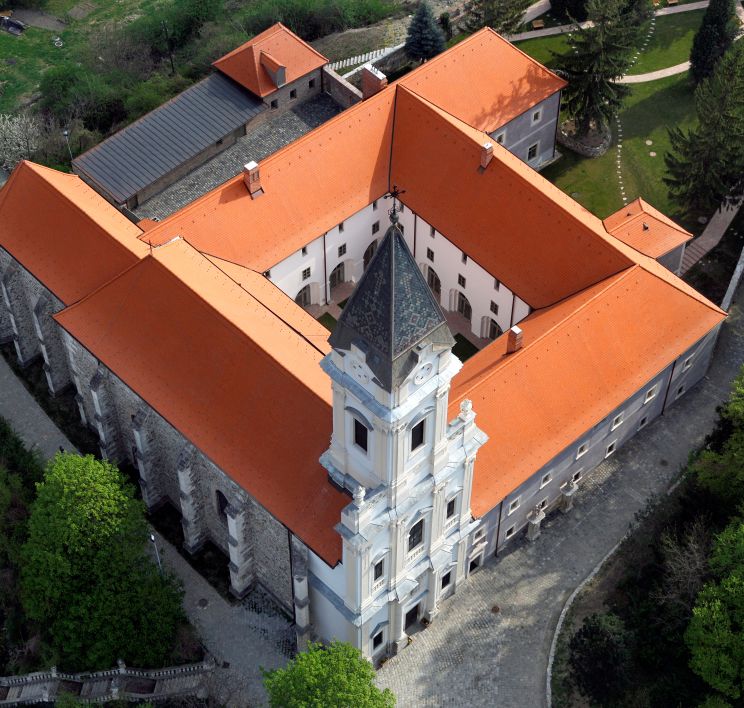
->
{"left": 682, "top": 198, "right": 744, "bottom": 274}
{"left": 378, "top": 288, "right": 744, "bottom": 706}
{"left": 0, "top": 354, "right": 292, "bottom": 707}
{"left": 619, "top": 60, "right": 690, "bottom": 82}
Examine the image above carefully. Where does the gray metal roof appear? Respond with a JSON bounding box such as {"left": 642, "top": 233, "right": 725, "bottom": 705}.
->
{"left": 73, "top": 73, "right": 263, "bottom": 205}
{"left": 329, "top": 218, "right": 454, "bottom": 391}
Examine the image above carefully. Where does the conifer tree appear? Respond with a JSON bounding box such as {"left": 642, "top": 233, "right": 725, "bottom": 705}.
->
{"left": 464, "top": 0, "right": 532, "bottom": 36}
{"left": 665, "top": 43, "right": 744, "bottom": 214}
{"left": 405, "top": 2, "right": 445, "bottom": 63}
{"left": 554, "top": 0, "right": 633, "bottom": 139}
{"left": 690, "top": 0, "right": 739, "bottom": 84}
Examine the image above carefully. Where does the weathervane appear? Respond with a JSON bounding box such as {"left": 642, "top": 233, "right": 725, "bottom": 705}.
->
{"left": 385, "top": 185, "right": 406, "bottom": 224}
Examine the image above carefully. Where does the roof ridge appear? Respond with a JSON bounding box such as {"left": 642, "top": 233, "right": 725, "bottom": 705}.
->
{"left": 452, "top": 268, "right": 639, "bottom": 403}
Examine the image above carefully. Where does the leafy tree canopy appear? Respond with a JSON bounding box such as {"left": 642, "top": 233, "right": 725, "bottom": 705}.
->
{"left": 21, "top": 454, "right": 183, "bottom": 670}
{"left": 263, "top": 641, "right": 396, "bottom": 708}
{"left": 405, "top": 2, "right": 445, "bottom": 62}
{"left": 463, "top": 0, "right": 532, "bottom": 36}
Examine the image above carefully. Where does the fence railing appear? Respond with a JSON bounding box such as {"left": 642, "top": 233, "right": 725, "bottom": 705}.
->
{"left": 329, "top": 46, "right": 392, "bottom": 71}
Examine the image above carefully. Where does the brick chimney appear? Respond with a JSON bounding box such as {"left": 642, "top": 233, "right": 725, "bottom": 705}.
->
{"left": 361, "top": 65, "right": 388, "bottom": 100}
{"left": 243, "top": 161, "right": 263, "bottom": 199}
{"left": 506, "top": 325, "right": 523, "bottom": 354}
{"left": 480, "top": 142, "right": 494, "bottom": 170}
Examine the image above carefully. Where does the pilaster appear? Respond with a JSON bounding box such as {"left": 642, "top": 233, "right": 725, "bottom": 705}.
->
{"left": 226, "top": 503, "right": 254, "bottom": 598}
{"left": 291, "top": 537, "right": 312, "bottom": 651}
{"left": 89, "top": 365, "right": 120, "bottom": 461}
{"left": 131, "top": 406, "right": 163, "bottom": 510}
{"left": 176, "top": 443, "right": 207, "bottom": 554}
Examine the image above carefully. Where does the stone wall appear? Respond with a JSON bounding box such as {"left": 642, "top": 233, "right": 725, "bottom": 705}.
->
{"left": 322, "top": 67, "right": 362, "bottom": 107}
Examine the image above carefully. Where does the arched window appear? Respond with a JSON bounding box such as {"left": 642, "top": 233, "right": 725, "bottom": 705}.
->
{"left": 426, "top": 267, "right": 441, "bottom": 301}
{"left": 457, "top": 291, "right": 472, "bottom": 321}
{"left": 488, "top": 318, "right": 502, "bottom": 340}
{"left": 329, "top": 262, "right": 345, "bottom": 290}
{"left": 295, "top": 284, "right": 311, "bottom": 307}
{"left": 215, "top": 489, "right": 229, "bottom": 523}
{"left": 363, "top": 240, "right": 378, "bottom": 270}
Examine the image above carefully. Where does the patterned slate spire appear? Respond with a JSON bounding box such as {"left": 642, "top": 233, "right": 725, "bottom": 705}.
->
{"left": 329, "top": 213, "right": 454, "bottom": 391}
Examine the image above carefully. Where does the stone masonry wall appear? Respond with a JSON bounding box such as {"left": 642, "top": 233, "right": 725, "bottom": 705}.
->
{"left": 322, "top": 67, "right": 362, "bottom": 108}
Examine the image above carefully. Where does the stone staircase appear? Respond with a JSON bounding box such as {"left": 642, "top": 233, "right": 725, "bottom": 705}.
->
{"left": 0, "top": 659, "right": 214, "bottom": 705}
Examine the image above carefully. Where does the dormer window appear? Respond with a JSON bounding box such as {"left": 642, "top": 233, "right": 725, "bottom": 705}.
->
{"left": 354, "top": 418, "right": 368, "bottom": 453}
{"left": 411, "top": 419, "right": 425, "bottom": 451}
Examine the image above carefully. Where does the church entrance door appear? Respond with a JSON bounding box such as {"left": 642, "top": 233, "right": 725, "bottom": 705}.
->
{"left": 364, "top": 240, "right": 378, "bottom": 270}
{"left": 405, "top": 604, "right": 420, "bottom": 630}
{"left": 329, "top": 262, "right": 344, "bottom": 289}
{"left": 457, "top": 291, "right": 472, "bottom": 321}
{"left": 295, "top": 285, "right": 312, "bottom": 307}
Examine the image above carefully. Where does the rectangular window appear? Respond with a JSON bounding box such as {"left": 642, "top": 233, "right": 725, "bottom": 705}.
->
{"left": 611, "top": 413, "right": 624, "bottom": 431}
{"left": 572, "top": 471, "right": 582, "bottom": 483}
{"left": 638, "top": 415, "right": 649, "bottom": 430}
{"left": 538, "top": 498, "right": 548, "bottom": 510}
{"left": 495, "top": 132, "right": 505, "bottom": 144}
{"left": 270, "top": 99, "right": 278, "bottom": 109}
{"left": 494, "top": 278, "right": 500, "bottom": 290}
{"left": 408, "top": 519, "right": 424, "bottom": 552}
{"left": 490, "top": 301, "right": 499, "bottom": 315}
{"left": 458, "top": 274, "right": 466, "bottom": 288}
{"left": 532, "top": 109, "right": 541, "bottom": 123}
{"left": 302, "top": 267, "right": 311, "bottom": 280}
{"left": 644, "top": 386, "right": 657, "bottom": 404}
{"left": 338, "top": 221, "right": 344, "bottom": 233}
{"left": 411, "top": 419, "right": 425, "bottom": 451}
{"left": 373, "top": 559, "right": 384, "bottom": 581}
{"left": 540, "top": 473, "right": 551, "bottom": 488}
{"left": 677, "top": 384, "right": 685, "bottom": 398}
{"left": 301, "top": 246, "right": 307, "bottom": 256}
{"left": 290, "top": 88, "right": 297, "bottom": 100}
{"left": 527, "top": 143, "right": 538, "bottom": 161}
{"left": 430, "top": 226, "right": 436, "bottom": 237}
{"left": 399, "top": 203, "right": 405, "bottom": 213}
{"left": 373, "top": 631, "right": 383, "bottom": 649}
{"left": 446, "top": 498, "right": 456, "bottom": 519}
{"left": 427, "top": 248, "right": 434, "bottom": 262}
{"left": 372, "top": 221, "right": 380, "bottom": 234}
{"left": 577, "top": 443, "right": 588, "bottom": 458}
{"left": 605, "top": 441, "right": 617, "bottom": 458}
{"left": 461, "top": 252, "right": 468, "bottom": 264}
{"left": 338, "top": 243, "right": 347, "bottom": 257}
{"left": 308, "top": 78, "right": 315, "bottom": 89}
{"left": 373, "top": 200, "right": 378, "bottom": 211}
{"left": 683, "top": 356, "right": 693, "bottom": 371}
{"left": 354, "top": 419, "right": 368, "bottom": 452}
{"left": 441, "top": 571, "right": 451, "bottom": 588}
{"left": 508, "top": 497, "right": 520, "bottom": 514}
{"left": 505, "top": 525, "right": 516, "bottom": 539}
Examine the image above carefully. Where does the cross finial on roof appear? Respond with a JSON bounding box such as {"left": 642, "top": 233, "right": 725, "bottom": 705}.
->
{"left": 385, "top": 185, "right": 406, "bottom": 224}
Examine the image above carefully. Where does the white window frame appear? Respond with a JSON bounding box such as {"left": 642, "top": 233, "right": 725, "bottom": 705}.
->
{"left": 683, "top": 355, "right": 693, "bottom": 371}
{"left": 605, "top": 440, "right": 617, "bottom": 458}
{"left": 644, "top": 385, "right": 657, "bottom": 404}
{"left": 372, "top": 629, "right": 384, "bottom": 652}
{"left": 407, "top": 518, "right": 426, "bottom": 560}
{"left": 576, "top": 443, "right": 588, "bottom": 459}
{"left": 527, "top": 141, "right": 539, "bottom": 162}
{"left": 676, "top": 384, "right": 685, "bottom": 399}
{"left": 508, "top": 497, "right": 520, "bottom": 515}
{"left": 540, "top": 472, "right": 552, "bottom": 489}
{"left": 371, "top": 554, "right": 387, "bottom": 593}
{"left": 611, "top": 412, "right": 624, "bottom": 431}
{"left": 638, "top": 415, "right": 649, "bottom": 430}
{"left": 532, "top": 109, "right": 542, "bottom": 124}
{"left": 572, "top": 470, "right": 582, "bottom": 483}
{"left": 505, "top": 524, "right": 516, "bottom": 539}
{"left": 445, "top": 494, "right": 459, "bottom": 528}
{"left": 494, "top": 130, "right": 506, "bottom": 145}
{"left": 537, "top": 497, "right": 548, "bottom": 511}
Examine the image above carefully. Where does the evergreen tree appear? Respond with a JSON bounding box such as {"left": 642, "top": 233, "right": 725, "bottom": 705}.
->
{"left": 551, "top": 0, "right": 588, "bottom": 22}
{"left": 665, "top": 43, "right": 744, "bottom": 215}
{"left": 405, "top": 2, "right": 445, "bottom": 63}
{"left": 690, "top": 0, "right": 738, "bottom": 84}
{"left": 464, "top": 0, "right": 532, "bottom": 35}
{"left": 553, "top": 0, "right": 633, "bottom": 138}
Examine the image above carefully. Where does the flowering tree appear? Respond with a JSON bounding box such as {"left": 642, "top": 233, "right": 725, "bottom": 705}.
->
{"left": 0, "top": 113, "right": 41, "bottom": 171}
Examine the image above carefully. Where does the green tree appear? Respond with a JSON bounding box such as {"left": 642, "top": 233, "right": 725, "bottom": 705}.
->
{"left": 405, "top": 2, "right": 445, "bottom": 62}
{"left": 553, "top": 0, "right": 633, "bottom": 139}
{"left": 464, "top": 0, "right": 532, "bottom": 35}
{"left": 569, "top": 613, "right": 632, "bottom": 704}
{"left": 690, "top": 0, "right": 738, "bottom": 84}
{"left": 21, "top": 454, "right": 183, "bottom": 670}
{"left": 262, "top": 641, "right": 396, "bottom": 708}
{"left": 551, "top": 0, "right": 588, "bottom": 22}
{"left": 665, "top": 43, "right": 744, "bottom": 219}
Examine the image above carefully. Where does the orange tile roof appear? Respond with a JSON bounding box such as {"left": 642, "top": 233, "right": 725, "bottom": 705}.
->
{"left": 399, "top": 28, "right": 566, "bottom": 133}
{"left": 54, "top": 238, "right": 348, "bottom": 565}
{"left": 0, "top": 161, "right": 147, "bottom": 304}
{"left": 391, "top": 86, "right": 633, "bottom": 308}
{"left": 213, "top": 23, "right": 327, "bottom": 97}
{"left": 141, "top": 88, "right": 396, "bottom": 271}
{"left": 449, "top": 264, "right": 725, "bottom": 515}
{"left": 603, "top": 198, "right": 693, "bottom": 259}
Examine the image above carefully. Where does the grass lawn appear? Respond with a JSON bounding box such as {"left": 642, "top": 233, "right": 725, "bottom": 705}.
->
{"left": 318, "top": 312, "right": 338, "bottom": 332}
{"left": 512, "top": 33, "right": 570, "bottom": 68}
{"left": 453, "top": 334, "right": 479, "bottom": 362}
{"left": 628, "top": 9, "right": 704, "bottom": 75}
{"left": 542, "top": 73, "right": 698, "bottom": 228}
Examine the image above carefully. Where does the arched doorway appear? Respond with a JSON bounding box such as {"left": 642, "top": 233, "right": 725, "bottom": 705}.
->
{"left": 329, "top": 262, "right": 345, "bottom": 289}
{"left": 482, "top": 317, "right": 503, "bottom": 340}
{"left": 427, "top": 267, "right": 441, "bottom": 303}
{"left": 457, "top": 291, "right": 472, "bottom": 321}
{"left": 295, "top": 285, "right": 312, "bottom": 307}
{"left": 363, "top": 240, "right": 378, "bottom": 270}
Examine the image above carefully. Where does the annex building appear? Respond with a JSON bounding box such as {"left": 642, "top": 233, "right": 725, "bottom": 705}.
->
{"left": 0, "top": 25, "right": 724, "bottom": 663}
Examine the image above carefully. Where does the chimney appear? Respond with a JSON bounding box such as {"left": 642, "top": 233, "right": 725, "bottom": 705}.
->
{"left": 243, "top": 161, "right": 263, "bottom": 199}
{"left": 361, "top": 65, "right": 388, "bottom": 100}
{"left": 506, "top": 325, "right": 523, "bottom": 354}
{"left": 480, "top": 142, "right": 494, "bottom": 170}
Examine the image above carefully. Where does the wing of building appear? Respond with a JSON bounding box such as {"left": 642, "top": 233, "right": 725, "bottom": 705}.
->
{"left": 0, "top": 25, "right": 725, "bottom": 660}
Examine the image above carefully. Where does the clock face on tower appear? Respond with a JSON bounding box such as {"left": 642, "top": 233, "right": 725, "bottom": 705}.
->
{"left": 350, "top": 359, "right": 370, "bottom": 385}
{"left": 414, "top": 362, "right": 433, "bottom": 385}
